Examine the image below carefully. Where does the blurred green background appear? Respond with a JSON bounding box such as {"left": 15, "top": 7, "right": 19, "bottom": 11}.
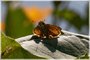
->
{"left": 1, "top": 1, "right": 89, "bottom": 39}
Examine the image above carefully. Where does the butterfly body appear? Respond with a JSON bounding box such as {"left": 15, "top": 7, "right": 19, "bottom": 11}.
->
{"left": 33, "top": 21, "right": 63, "bottom": 39}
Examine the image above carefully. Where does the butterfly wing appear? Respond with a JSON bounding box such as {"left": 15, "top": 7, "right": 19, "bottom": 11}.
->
{"left": 33, "top": 26, "right": 42, "bottom": 36}
{"left": 33, "top": 23, "right": 62, "bottom": 38}
{"left": 46, "top": 24, "right": 62, "bottom": 36}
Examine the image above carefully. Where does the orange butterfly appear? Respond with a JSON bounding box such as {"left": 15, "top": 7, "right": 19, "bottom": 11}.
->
{"left": 32, "top": 21, "right": 63, "bottom": 39}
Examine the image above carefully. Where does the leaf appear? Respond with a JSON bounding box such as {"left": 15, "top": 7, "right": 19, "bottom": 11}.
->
{"left": 15, "top": 30, "right": 89, "bottom": 59}
{"left": 16, "top": 36, "right": 76, "bottom": 59}
{"left": 1, "top": 32, "right": 44, "bottom": 59}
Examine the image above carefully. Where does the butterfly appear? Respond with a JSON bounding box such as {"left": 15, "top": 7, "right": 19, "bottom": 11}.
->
{"left": 31, "top": 21, "right": 63, "bottom": 39}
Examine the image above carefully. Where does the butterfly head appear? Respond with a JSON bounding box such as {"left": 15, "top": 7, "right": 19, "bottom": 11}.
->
{"left": 38, "top": 21, "right": 46, "bottom": 28}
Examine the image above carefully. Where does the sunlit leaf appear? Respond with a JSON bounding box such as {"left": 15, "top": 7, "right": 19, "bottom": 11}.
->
{"left": 16, "top": 30, "right": 89, "bottom": 59}
{"left": 1, "top": 32, "right": 44, "bottom": 59}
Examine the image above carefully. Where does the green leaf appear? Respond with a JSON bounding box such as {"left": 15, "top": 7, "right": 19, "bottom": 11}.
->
{"left": 5, "top": 4, "right": 34, "bottom": 38}
{"left": 1, "top": 32, "right": 44, "bottom": 59}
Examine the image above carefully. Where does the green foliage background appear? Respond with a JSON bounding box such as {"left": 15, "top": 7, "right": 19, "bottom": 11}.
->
{"left": 5, "top": 2, "right": 34, "bottom": 38}
{"left": 2, "top": 1, "right": 89, "bottom": 38}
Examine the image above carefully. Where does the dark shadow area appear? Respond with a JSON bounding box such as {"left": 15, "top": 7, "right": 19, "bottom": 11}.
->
{"left": 30, "top": 36, "right": 41, "bottom": 44}
{"left": 31, "top": 35, "right": 58, "bottom": 52}
{"left": 56, "top": 45, "right": 79, "bottom": 57}
{"left": 41, "top": 38, "right": 58, "bottom": 52}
